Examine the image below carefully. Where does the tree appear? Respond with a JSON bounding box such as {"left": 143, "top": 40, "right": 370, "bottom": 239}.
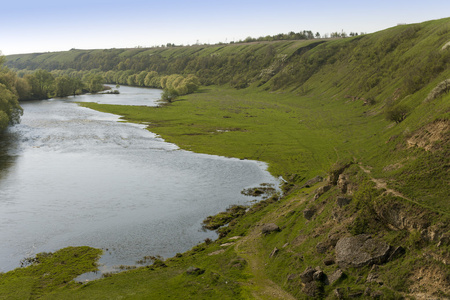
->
{"left": 161, "top": 88, "right": 179, "bottom": 103}
{"left": 83, "top": 73, "right": 104, "bottom": 93}
{"left": 55, "top": 76, "right": 83, "bottom": 97}
{"left": 386, "top": 105, "right": 409, "bottom": 124}
{"left": 25, "top": 69, "right": 55, "bottom": 99}
{"left": 0, "top": 83, "right": 22, "bottom": 130}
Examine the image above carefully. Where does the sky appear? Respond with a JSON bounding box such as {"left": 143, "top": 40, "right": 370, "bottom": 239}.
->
{"left": 1, "top": 0, "right": 449, "bottom": 55}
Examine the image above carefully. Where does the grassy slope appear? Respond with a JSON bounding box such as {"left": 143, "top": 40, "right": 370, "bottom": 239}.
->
{"left": 1, "top": 18, "right": 449, "bottom": 299}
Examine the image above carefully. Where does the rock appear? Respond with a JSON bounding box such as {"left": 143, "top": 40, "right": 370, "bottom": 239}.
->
{"left": 335, "top": 234, "right": 391, "bottom": 268}
{"left": 303, "top": 208, "right": 316, "bottom": 220}
{"left": 313, "top": 269, "right": 326, "bottom": 282}
{"left": 328, "top": 269, "right": 344, "bottom": 285}
{"left": 323, "top": 258, "right": 335, "bottom": 266}
{"left": 186, "top": 267, "right": 205, "bottom": 275}
{"left": 329, "top": 162, "right": 351, "bottom": 185}
{"left": 387, "top": 246, "right": 405, "bottom": 262}
{"left": 261, "top": 223, "right": 280, "bottom": 235}
{"left": 313, "top": 185, "right": 331, "bottom": 199}
{"left": 269, "top": 247, "right": 279, "bottom": 258}
{"left": 336, "top": 196, "right": 351, "bottom": 207}
{"left": 337, "top": 174, "right": 349, "bottom": 193}
{"left": 302, "top": 281, "right": 322, "bottom": 297}
{"left": 300, "top": 266, "right": 315, "bottom": 283}
{"left": 366, "top": 265, "right": 384, "bottom": 285}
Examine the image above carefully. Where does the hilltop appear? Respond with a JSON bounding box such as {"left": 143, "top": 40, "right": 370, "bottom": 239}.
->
{"left": 1, "top": 17, "right": 449, "bottom": 299}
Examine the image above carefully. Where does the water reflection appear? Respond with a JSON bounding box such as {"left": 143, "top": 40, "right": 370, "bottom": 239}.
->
{"left": 0, "top": 130, "right": 19, "bottom": 182}
{"left": 0, "top": 87, "right": 279, "bottom": 274}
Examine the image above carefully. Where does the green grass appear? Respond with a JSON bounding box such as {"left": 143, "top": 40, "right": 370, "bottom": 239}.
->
{"left": 0, "top": 247, "right": 102, "bottom": 299}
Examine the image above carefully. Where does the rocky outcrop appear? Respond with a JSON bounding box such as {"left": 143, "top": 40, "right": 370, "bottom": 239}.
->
{"left": 329, "top": 162, "right": 352, "bottom": 185}
{"left": 335, "top": 234, "right": 391, "bottom": 268}
{"left": 374, "top": 201, "right": 449, "bottom": 243}
{"left": 300, "top": 266, "right": 316, "bottom": 283}
{"left": 261, "top": 223, "right": 280, "bottom": 235}
{"left": 313, "top": 185, "right": 331, "bottom": 200}
{"left": 337, "top": 174, "right": 349, "bottom": 193}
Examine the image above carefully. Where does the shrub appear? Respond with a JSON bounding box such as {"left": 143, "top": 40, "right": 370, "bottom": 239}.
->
{"left": 386, "top": 105, "right": 409, "bottom": 123}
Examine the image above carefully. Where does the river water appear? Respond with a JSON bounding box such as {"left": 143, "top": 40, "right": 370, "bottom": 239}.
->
{"left": 0, "top": 86, "right": 278, "bottom": 274}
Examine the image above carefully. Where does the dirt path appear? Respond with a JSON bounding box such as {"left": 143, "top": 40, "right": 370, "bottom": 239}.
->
{"left": 234, "top": 228, "right": 296, "bottom": 300}
{"left": 358, "top": 163, "right": 423, "bottom": 207}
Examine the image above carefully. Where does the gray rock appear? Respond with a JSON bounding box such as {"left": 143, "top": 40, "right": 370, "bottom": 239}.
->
{"left": 300, "top": 266, "right": 315, "bottom": 283}
{"left": 323, "top": 258, "right": 335, "bottom": 266}
{"left": 313, "top": 269, "right": 326, "bottom": 282}
{"left": 329, "top": 269, "right": 344, "bottom": 285}
{"left": 337, "top": 174, "right": 349, "bottom": 193}
{"left": 335, "top": 234, "right": 391, "bottom": 268}
{"left": 336, "top": 197, "right": 351, "bottom": 207}
{"left": 261, "top": 223, "right": 280, "bottom": 235}
{"left": 303, "top": 208, "right": 316, "bottom": 220}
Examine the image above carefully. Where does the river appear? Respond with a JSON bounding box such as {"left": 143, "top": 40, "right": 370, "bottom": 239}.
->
{"left": 0, "top": 86, "right": 278, "bottom": 275}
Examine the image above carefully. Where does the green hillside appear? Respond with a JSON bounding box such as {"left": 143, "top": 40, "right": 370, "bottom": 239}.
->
{"left": 1, "top": 18, "right": 449, "bottom": 299}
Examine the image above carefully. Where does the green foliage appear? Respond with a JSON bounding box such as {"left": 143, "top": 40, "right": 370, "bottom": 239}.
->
{"left": 385, "top": 104, "right": 410, "bottom": 123}
{"left": 83, "top": 73, "right": 104, "bottom": 93}
{"left": 161, "top": 88, "right": 179, "bottom": 102}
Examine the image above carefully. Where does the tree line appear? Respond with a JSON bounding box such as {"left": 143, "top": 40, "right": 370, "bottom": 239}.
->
{"left": 0, "top": 56, "right": 23, "bottom": 130}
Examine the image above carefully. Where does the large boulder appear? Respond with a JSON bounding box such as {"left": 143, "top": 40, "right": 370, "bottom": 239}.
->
{"left": 299, "top": 266, "right": 315, "bottom": 283}
{"left": 261, "top": 223, "right": 280, "bottom": 235}
{"left": 335, "top": 234, "right": 391, "bottom": 268}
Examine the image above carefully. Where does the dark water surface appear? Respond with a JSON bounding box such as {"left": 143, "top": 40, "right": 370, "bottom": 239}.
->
{"left": 0, "top": 86, "right": 278, "bottom": 274}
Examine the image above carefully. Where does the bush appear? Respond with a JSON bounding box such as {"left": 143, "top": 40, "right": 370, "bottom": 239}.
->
{"left": 161, "top": 89, "right": 179, "bottom": 103}
{"left": 386, "top": 105, "right": 409, "bottom": 123}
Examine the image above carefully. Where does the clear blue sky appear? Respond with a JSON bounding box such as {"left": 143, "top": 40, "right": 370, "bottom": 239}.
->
{"left": 1, "top": 0, "right": 449, "bottom": 55}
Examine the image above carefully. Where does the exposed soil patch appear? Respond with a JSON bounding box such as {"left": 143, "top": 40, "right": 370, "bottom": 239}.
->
{"left": 406, "top": 120, "right": 450, "bottom": 151}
